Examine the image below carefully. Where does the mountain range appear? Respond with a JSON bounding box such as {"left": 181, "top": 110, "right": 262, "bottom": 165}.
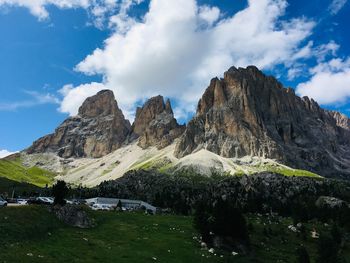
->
{"left": 9, "top": 65, "right": 350, "bottom": 185}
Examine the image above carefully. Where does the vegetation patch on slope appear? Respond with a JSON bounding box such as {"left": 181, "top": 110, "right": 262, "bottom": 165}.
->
{"left": 0, "top": 157, "right": 56, "bottom": 187}
{"left": 268, "top": 166, "right": 321, "bottom": 178}
{"left": 131, "top": 157, "right": 173, "bottom": 172}
{"left": 0, "top": 177, "right": 42, "bottom": 196}
{"left": 251, "top": 163, "right": 322, "bottom": 178}
{"left": 130, "top": 156, "right": 321, "bottom": 179}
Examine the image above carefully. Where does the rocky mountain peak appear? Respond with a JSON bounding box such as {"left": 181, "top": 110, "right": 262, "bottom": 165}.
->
{"left": 78, "top": 90, "right": 119, "bottom": 118}
{"left": 132, "top": 95, "right": 167, "bottom": 136}
{"left": 27, "top": 90, "right": 131, "bottom": 158}
{"left": 175, "top": 65, "right": 350, "bottom": 178}
{"left": 132, "top": 95, "right": 185, "bottom": 149}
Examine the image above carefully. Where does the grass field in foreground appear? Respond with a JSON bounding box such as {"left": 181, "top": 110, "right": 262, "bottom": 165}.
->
{"left": 0, "top": 206, "right": 349, "bottom": 263}
{"left": 0, "top": 157, "right": 55, "bottom": 187}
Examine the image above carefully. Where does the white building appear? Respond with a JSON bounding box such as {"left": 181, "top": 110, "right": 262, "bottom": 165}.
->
{"left": 85, "top": 197, "right": 157, "bottom": 214}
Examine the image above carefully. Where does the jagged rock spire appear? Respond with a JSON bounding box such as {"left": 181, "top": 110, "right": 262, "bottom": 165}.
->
{"left": 132, "top": 95, "right": 185, "bottom": 149}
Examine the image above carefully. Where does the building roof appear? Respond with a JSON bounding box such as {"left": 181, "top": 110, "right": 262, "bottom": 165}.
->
{"left": 85, "top": 197, "right": 156, "bottom": 211}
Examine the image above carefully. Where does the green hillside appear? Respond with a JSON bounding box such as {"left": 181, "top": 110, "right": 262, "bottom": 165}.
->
{"left": 0, "top": 177, "right": 42, "bottom": 196}
{"left": 0, "top": 157, "right": 56, "bottom": 187}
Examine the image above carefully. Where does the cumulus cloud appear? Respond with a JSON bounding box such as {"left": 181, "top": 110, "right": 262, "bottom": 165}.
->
{"left": 108, "top": 0, "right": 144, "bottom": 32}
{"left": 7, "top": 0, "right": 339, "bottom": 120}
{"left": 328, "top": 0, "right": 348, "bottom": 15}
{"left": 296, "top": 58, "right": 350, "bottom": 105}
{"left": 70, "top": 0, "right": 316, "bottom": 120}
{"left": 0, "top": 149, "right": 17, "bottom": 158}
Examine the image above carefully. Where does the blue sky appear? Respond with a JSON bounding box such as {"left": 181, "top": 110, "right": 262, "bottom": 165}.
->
{"left": 0, "top": 0, "right": 349, "bottom": 156}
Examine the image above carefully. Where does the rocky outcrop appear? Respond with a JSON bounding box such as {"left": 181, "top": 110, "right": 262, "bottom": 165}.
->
{"left": 328, "top": 111, "right": 350, "bottom": 131}
{"left": 27, "top": 90, "right": 131, "bottom": 158}
{"left": 51, "top": 205, "right": 95, "bottom": 228}
{"left": 132, "top": 95, "right": 185, "bottom": 149}
{"left": 175, "top": 66, "right": 350, "bottom": 178}
{"left": 315, "top": 196, "right": 349, "bottom": 209}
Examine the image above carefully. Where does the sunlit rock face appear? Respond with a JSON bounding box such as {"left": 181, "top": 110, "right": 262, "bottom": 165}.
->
{"left": 175, "top": 66, "right": 350, "bottom": 178}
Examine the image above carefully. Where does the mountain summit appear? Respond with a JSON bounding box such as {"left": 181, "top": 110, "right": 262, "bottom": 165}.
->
{"left": 28, "top": 90, "right": 131, "bottom": 158}
{"left": 175, "top": 66, "right": 350, "bottom": 178}
{"left": 132, "top": 95, "right": 185, "bottom": 149}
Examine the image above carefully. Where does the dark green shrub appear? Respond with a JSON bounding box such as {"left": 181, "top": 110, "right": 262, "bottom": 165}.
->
{"left": 52, "top": 181, "right": 69, "bottom": 205}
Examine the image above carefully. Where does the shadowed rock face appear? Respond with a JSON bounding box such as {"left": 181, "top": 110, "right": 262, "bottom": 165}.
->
{"left": 27, "top": 90, "right": 131, "bottom": 158}
{"left": 132, "top": 95, "right": 185, "bottom": 149}
{"left": 175, "top": 66, "right": 350, "bottom": 178}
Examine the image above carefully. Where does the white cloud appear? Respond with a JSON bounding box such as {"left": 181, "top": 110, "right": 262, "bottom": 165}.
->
{"left": 0, "top": 149, "right": 17, "bottom": 158}
{"left": 0, "top": 90, "right": 60, "bottom": 111}
{"left": 24, "top": 90, "right": 60, "bottom": 104}
{"left": 108, "top": 0, "right": 144, "bottom": 33}
{"left": 296, "top": 58, "right": 350, "bottom": 104}
{"left": 314, "top": 41, "right": 340, "bottom": 62}
{"left": 328, "top": 0, "right": 348, "bottom": 15}
{"left": 0, "top": 0, "right": 117, "bottom": 27}
{"left": 9, "top": 0, "right": 343, "bottom": 119}
{"left": 287, "top": 65, "right": 304, "bottom": 80}
{"left": 287, "top": 40, "right": 340, "bottom": 80}
{"left": 198, "top": 5, "right": 220, "bottom": 26}
{"left": 70, "top": 0, "right": 315, "bottom": 119}
{"left": 0, "top": 0, "right": 90, "bottom": 20}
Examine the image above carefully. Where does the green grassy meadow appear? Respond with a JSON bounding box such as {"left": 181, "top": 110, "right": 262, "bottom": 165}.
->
{"left": 0, "top": 206, "right": 348, "bottom": 263}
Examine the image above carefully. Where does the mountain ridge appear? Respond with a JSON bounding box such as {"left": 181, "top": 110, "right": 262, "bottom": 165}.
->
{"left": 23, "top": 65, "right": 350, "bottom": 180}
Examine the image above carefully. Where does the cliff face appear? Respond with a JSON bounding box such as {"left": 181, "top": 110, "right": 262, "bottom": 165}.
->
{"left": 175, "top": 66, "right": 350, "bottom": 178}
{"left": 132, "top": 95, "right": 185, "bottom": 149}
{"left": 27, "top": 90, "right": 131, "bottom": 158}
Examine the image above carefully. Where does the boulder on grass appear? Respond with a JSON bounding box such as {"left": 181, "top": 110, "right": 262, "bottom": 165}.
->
{"left": 51, "top": 205, "right": 95, "bottom": 228}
